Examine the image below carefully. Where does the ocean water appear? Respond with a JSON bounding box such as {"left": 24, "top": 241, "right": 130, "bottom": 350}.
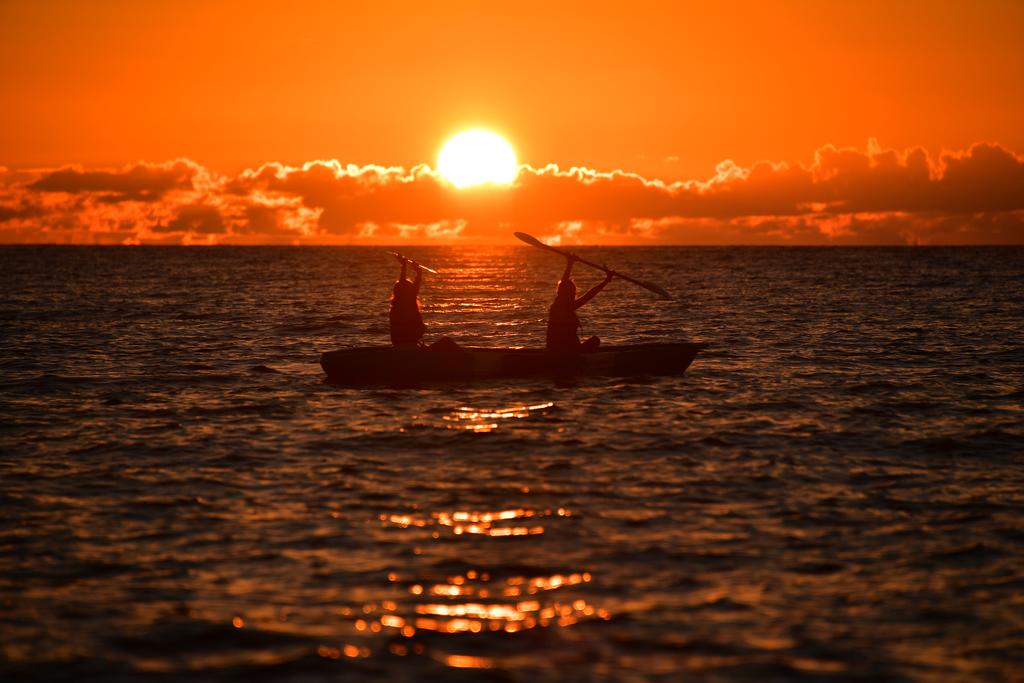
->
{"left": 1, "top": 245, "right": 1022, "bottom": 683}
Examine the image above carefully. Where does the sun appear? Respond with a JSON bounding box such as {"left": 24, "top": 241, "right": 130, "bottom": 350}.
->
{"left": 437, "top": 130, "right": 518, "bottom": 188}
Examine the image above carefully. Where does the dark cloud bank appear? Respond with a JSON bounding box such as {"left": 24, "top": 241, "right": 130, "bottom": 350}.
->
{"left": 1, "top": 141, "right": 1022, "bottom": 245}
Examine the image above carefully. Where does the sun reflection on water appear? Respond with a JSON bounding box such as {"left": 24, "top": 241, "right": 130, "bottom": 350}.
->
{"left": 341, "top": 568, "right": 608, "bottom": 642}
{"left": 382, "top": 506, "right": 570, "bottom": 537}
{"left": 200, "top": 507, "right": 609, "bottom": 674}
{"left": 319, "top": 494, "right": 608, "bottom": 670}
{"left": 442, "top": 653, "right": 495, "bottom": 669}
{"left": 443, "top": 401, "right": 555, "bottom": 432}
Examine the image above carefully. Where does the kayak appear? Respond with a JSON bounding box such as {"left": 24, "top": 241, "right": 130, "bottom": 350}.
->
{"left": 320, "top": 342, "right": 707, "bottom": 384}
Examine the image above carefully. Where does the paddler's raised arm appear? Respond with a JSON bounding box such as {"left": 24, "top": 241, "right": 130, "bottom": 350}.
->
{"left": 574, "top": 269, "right": 614, "bottom": 310}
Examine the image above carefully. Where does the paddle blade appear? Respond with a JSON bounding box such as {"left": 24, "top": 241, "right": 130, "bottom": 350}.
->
{"left": 638, "top": 280, "right": 673, "bottom": 300}
{"left": 513, "top": 231, "right": 547, "bottom": 248}
{"left": 610, "top": 270, "right": 672, "bottom": 299}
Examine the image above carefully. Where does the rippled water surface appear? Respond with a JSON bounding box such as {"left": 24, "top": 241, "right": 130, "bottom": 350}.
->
{"left": 1, "top": 245, "right": 1022, "bottom": 682}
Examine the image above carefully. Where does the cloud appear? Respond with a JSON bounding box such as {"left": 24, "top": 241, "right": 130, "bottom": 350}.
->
{"left": 156, "top": 204, "right": 224, "bottom": 234}
{"left": 28, "top": 160, "right": 203, "bottom": 202}
{"left": 1, "top": 141, "right": 1022, "bottom": 245}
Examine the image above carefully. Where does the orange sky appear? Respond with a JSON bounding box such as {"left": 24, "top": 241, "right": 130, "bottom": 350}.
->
{"left": 1, "top": 0, "right": 1023, "bottom": 245}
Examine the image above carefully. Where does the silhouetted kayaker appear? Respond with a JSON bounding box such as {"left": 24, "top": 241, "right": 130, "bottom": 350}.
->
{"left": 390, "top": 256, "right": 426, "bottom": 347}
{"left": 546, "top": 254, "right": 614, "bottom": 352}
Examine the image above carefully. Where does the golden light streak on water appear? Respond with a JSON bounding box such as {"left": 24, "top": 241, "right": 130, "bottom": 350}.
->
{"left": 415, "top": 603, "right": 526, "bottom": 620}
{"left": 443, "top": 654, "right": 495, "bottom": 669}
{"left": 368, "top": 592, "right": 603, "bottom": 636}
{"left": 356, "top": 561, "right": 607, "bottom": 649}
{"left": 442, "top": 401, "right": 556, "bottom": 432}
{"left": 381, "top": 507, "right": 570, "bottom": 537}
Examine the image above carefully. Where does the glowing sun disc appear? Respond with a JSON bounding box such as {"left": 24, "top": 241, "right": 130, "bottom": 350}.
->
{"left": 438, "top": 130, "right": 518, "bottom": 188}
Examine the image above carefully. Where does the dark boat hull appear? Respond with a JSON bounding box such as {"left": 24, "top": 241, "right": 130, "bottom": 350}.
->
{"left": 320, "top": 342, "right": 707, "bottom": 384}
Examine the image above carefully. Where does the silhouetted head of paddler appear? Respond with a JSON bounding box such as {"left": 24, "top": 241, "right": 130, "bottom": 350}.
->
{"left": 554, "top": 277, "right": 577, "bottom": 309}
{"left": 392, "top": 277, "right": 417, "bottom": 304}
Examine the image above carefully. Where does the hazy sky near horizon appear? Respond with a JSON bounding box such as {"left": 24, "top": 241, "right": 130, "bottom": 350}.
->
{"left": 1, "top": 0, "right": 1023, "bottom": 245}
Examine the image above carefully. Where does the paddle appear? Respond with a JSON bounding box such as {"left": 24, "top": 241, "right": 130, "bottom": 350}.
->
{"left": 384, "top": 250, "right": 439, "bottom": 274}
{"left": 513, "top": 232, "right": 672, "bottom": 300}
